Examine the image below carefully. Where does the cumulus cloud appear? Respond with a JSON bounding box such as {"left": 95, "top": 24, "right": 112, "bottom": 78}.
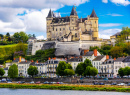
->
{"left": 102, "top": 0, "right": 108, "bottom": 3}
{"left": 0, "top": 0, "right": 89, "bottom": 9}
{"left": 99, "top": 29, "right": 122, "bottom": 39}
{"left": 110, "top": 0, "right": 130, "bottom": 6}
{"left": 99, "top": 23, "right": 123, "bottom": 27}
{"left": 36, "top": 35, "right": 46, "bottom": 40}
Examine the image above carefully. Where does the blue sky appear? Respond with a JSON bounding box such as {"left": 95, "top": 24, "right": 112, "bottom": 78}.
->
{"left": 0, "top": 0, "right": 130, "bottom": 39}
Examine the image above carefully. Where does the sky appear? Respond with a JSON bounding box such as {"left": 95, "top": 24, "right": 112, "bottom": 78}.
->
{"left": 0, "top": 0, "right": 130, "bottom": 39}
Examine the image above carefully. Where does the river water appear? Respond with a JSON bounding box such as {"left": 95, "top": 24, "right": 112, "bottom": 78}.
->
{"left": 0, "top": 88, "right": 129, "bottom": 95}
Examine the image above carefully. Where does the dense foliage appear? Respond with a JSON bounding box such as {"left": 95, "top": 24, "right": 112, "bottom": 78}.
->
{"left": 25, "top": 48, "right": 55, "bottom": 62}
{"left": 8, "top": 64, "right": 18, "bottom": 78}
{"left": 118, "top": 66, "right": 130, "bottom": 77}
{"left": 0, "top": 68, "right": 5, "bottom": 77}
{"left": 75, "top": 59, "right": 98, "bottom": 77}
{"left": 27, "top": 65, "right": 38, "bottom": 77}
{"left": 56, "top": 61, "right": 74, "bottom": 76}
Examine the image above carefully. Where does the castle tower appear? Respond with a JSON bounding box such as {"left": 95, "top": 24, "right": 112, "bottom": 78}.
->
{"left": 70, "top": 6, "right": 79, "bottom": 40}
{"left": 46, "top": 9, "right": 54, "bottom": 40}
{"left": 89, "top": 9, "right": 99, "bottom": 40}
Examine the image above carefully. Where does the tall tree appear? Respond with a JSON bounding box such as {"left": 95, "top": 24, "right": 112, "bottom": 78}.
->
{"left": 56, "top": 61, "right": 67, "bottom": 76}
{"left": 8, "top": 64, "right": 18, "bottom": 78}
{"left": 124, "top": 66, "right": 130, "bottom": 76}
{"left": 27, "top": 65, "right": 38, "bottom": 77}
{"left": 75, "top": 62, "right": 84, "bottom": 76}
{"left": 84, "top": 66, "right": 91, "bottom": 77}
{"left": 118, "top": 68, "right": 124, "bottom": 78}
{"left": 90, "top": 67, "right": 98, "bottom": 78}
{"left": 0, "top": 68, "right": 5, "bottom": 77}
{"left": 6, "top": 32, "right": 10, "bottom": 37}
{"left": 64, "top": 69, "right": 75, "bottom": 76}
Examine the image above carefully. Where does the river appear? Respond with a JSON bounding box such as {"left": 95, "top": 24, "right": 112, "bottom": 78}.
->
{"left": 0, "top": 88, "right": 129, "bottom": 95}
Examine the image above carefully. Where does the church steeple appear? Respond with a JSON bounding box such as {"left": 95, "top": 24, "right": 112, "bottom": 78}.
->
{"left": 70, "top": 6, "right": 78, "bottom": 16}
{"left": 90, "top": 9, "right": 98, "bottom": 18}
{"left": 47, "top": 9, "right": 53, "bottom": 18}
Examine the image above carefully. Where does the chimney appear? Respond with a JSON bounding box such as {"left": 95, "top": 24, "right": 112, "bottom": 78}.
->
{"left": 19, "top": 56, "right": 21, "bottom": 62}
{"left": 53, "top": 57, "right": 56, "bottom": 60}
{"left": 31, "top": 60, "right": 34, "bottom": 62}
{"left": 25, "top": 60, "right": 27, "bottom": 62}
{"left": 93, "top": 49, "right": 97, "bottom": 56}
{"left": 84, "top": 50, "right": 89, "bottom": 55}
{"left": 36, "top": 60, "right": 38, "bottom": 63}
{"left": 106, "top": 55, "right": 109, "bottom": 60}
{"left": 14, "top": 58, "right": 16, "bottom": 60}
{"left": 114, "top": 57, "right": 116, "bottom": 60}
{"left": 48, "top": 57, "right": 51, "bottom": 60}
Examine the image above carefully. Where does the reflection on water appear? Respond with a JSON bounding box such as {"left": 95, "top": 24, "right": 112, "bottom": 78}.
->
{"left": 0, "top": 88, "right": 129, "bottom": 95}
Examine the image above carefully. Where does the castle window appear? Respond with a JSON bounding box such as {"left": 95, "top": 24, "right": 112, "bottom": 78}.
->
{"left": 60, "top": 28, "right": 61, "bottom": 31}
{"left": 53, "top": 27, "right": 54, "bottom": 31}
{"left": 56, "top": 28, "right": 57, "bottom": 31}
{"left": 63, "top": 28, "right": 65, "bottom": 30}
{"left": 95, "top": 21, "right": 96, "bottom": 23}
{"left": 75, "top": 33, "right": 77, "bottom": 37}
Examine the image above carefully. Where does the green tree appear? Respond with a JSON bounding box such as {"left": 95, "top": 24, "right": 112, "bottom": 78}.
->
{"left": 64, "top": 69, "right": 75, "bottom": 76}
{"left": 118, "top": 68, "right": 124, "bottom": 78}
{"left": 0, "top": 34, "right": 3, "bottom": 37}
{"left": 90, "top": 67, "right": 98, "bottom": 78}
{"left": 75, "top": 62, "right": 84, "bottom": 76}
{"left": 0, "top": 68, "right": 5, "bottom": 77}
{"left": 84, "top": 59, "right": 93, "bottom": 67}
{"left": 84, "top": 66, "right": 91, "bottom": 77}
{"left": 27, "top": 65, "right": 38, "bottom": 77}
{"left": 124, "top": 66, "right": 130, "bottom": 76}
{"left": 8, "top": 64, "right": 18, "bottom": 78}
{"left": 67, "top": 64, "right": 72, "bottom": 69}
{"left": 6, "top": 32, "right": 10, "bottom": 37}
{"left": 56, "top": 61, "right": 67, "bottom": 76}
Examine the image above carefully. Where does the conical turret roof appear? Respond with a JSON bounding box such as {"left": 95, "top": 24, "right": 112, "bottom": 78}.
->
{"left": 47, "top": 9, "right": 53, "bottom": 18}
{"left": 70, "top": 6, "right": 78, "bottom": 16}
{"left": 90, "top": 9, "right": 98, "bottom": 17}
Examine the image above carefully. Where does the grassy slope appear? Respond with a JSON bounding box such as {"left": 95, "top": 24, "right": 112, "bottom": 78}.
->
{"left": 0, "top": 44, "right": 17, "bottom": 48}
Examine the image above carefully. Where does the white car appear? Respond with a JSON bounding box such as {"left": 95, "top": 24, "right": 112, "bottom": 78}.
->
{"left": 30, "top": 81, "right": 34, "bottom": 84}
{"left": 7, "top": 81, "right": 12, "bottom": 83}
{"left": 117, "top": 83, "right": 126, "bottom": 86}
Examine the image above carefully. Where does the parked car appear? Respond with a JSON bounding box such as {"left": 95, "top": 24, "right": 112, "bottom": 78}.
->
{"left": 17, "top": 81, "right": 21, "bottom": 83}
{"left": 99, "top": 82, "right": 105, "bottom": 85}
{"left": 117, "top": 83, "right": 126, "bottom": 86}
{"left": 127, "top": 83, "right": 130, "bottom": 86}
{"left": 1, "top": 79, "right": 7, "bottom": 83}
{"left": 93, "top": 82, "right": 99, "bottom": 85}
{"left": 44, "top": 81, "right": 49, "bottom": 84}
{"left": 57, "top": 82, "right": 60, "bottom": 84}
{"left": 7, "top": 81, "right": 12, "bottom": 83}
{"left": 103, "top": 78, "right": 108, "bottom": 80}
{"left": 50, "top": 82, "right": 56, "bottom": 84}
{"left": 111, "top": 83, "right": 117, "bottom": 85}
{"left": 7, "top": 79, "right": 12, "bottom": 82}
{"left": 30, "top": 81, "right": 34, "bottom": 84}
{"left": 35, "top": 81, "right": 40, "bottom": 84}
{"left": 20, "top": 81, "right": 25, "bottom": 84}
{"left": 59, "top": 82, "right": 63, "bottom": 84}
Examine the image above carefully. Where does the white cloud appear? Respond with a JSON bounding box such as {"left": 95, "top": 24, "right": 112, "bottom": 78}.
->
{"left": 99, "top": 23, "right": 123, "bottom": 27}
{"left": 107, "top": 13, "right": 123, "bottom": 16}
{"left": 110, "top": 0, "right": 130, "bottom": 6}
{"left": 102, "top": 0, "right": 108, "bottom": 3}
{"left": 36, "top": 35, "right": 46, "bottom": 40}
{"left": 99, "top": 29, "right": 122, "bottom": 39}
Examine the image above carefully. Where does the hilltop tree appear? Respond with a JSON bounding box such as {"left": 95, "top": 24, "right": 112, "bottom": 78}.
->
{"left": 27, "top": 65, "right": 38, "bottom": 77}
{"left": 0, "top": 68, "right": 5, "bottom": 77}
{"left": 6, "top": 32, "right": 10, "bottom": 37}
{"left": 8, "top": 64, "right": 18, "bottom": 78}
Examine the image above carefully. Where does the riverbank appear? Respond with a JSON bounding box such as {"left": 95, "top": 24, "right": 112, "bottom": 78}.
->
{"left": 0, "top": 83, "right": 130, "bottom": 92}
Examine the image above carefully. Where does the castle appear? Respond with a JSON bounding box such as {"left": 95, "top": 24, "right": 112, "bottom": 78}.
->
{"left": 46, "top": 6, "right": 100, "bottom": 41}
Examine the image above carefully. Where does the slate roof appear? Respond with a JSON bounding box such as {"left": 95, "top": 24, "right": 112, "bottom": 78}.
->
{"left": 103, "top": 59, "right": 114, "bottom": 64}
{"left": 70, "top": 6, "right": 78, "bottom": 16}
{"left": 114, "top": 57, "right": 126, "bottom": 62}
{"left": 84, "top": 51, "right": 93, "bottom": 56}
{"left": 47, "top": 9, "right": 53, "bottom": 18}
{"left": 112, "top": 32, "right": 121, "bottom": 36}
{"left": 51, "top": 17, "right": 70, "bottom": 23}
{"left": 93, "top": 56, "right": 105, "bottom": 61}
{"left": 29, "top": 37, "right": 36, "bottom": 39}
{"left": 90, "top": 9, "right": 98, "bottom": 18}
{"left": 123, "top": 56, "right": 130, "bottom": 62}
{"left": 19, "top": 61, "right": 31, "bottom": 64}
{"left": 68, "top": 58, "right": 82, "bottom": 62}
{"left": 42, "top": 42, "right": 55, "bottom": 50}
{"left": 12, "top": 58, "right": 25, "bottom": 62}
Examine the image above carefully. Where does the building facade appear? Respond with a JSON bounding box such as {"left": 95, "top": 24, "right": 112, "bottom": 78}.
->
{"left": 46, "top": 6, "right": 100, "bottom": 41}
